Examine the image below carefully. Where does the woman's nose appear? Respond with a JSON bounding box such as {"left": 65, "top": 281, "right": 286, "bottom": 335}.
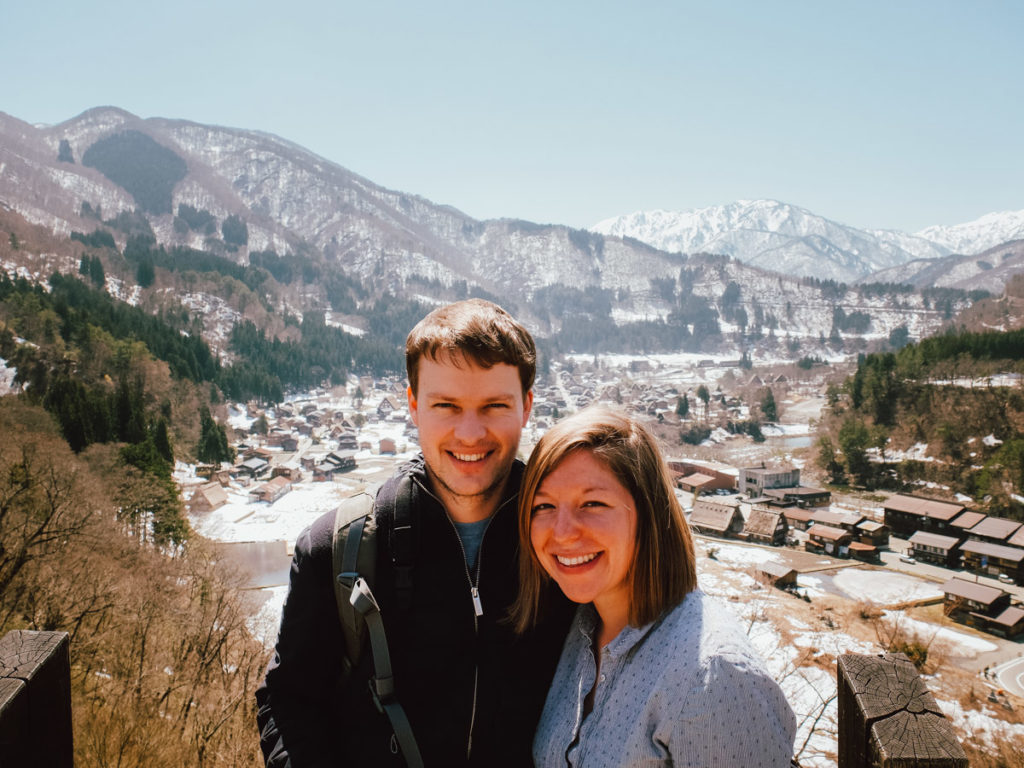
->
{"left": 550, "top": 506, "right": 581, "bottom": 540}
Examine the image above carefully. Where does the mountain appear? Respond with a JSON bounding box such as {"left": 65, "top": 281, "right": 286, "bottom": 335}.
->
{"left": 867, "top": 239, "right": 1024, "bottom": 295}
{"left": 0, "top": 107, "right": 997, "bottom": 358}
{"left": 0, "top": 107, "right": 690, "bottom": 312}
{"left": 590, "top": 200, "right": 1024, "bottom": 284}
{"left": 916, "top": 210, "right": 1024, "bottom": 255}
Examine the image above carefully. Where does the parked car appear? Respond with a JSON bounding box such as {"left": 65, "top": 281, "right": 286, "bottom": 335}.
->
{"left": 900, "top": 555, "right": 917, "bottom": 564}
{"left": 998, "top": 573, "right": 1015, "bottom": 584}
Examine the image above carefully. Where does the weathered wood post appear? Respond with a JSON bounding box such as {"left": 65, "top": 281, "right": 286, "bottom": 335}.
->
{"left": 0, "top": 630, "right": 73, "bottom": 768}
{"left": 837, "top": 653, "right": 966, "bottom": 768}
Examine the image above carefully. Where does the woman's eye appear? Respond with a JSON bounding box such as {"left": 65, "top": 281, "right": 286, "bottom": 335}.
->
{"left": 531, "top": 503, "right": 554, "bottom": 515}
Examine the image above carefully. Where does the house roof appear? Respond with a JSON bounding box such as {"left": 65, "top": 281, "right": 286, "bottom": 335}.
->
{"left": 765, "top": 486, "right": 830, "bottom": 499}
{"left": 857, "top": 520, "right": 887, "bottom": 533}
{"left": 908, "top": 531, "right": 962, "bottom": 550}
{"left": 959, "top": 539, "right": 1024, "bottom": 563}
{"left": 744, "top": 509, "right": 784, "bottom": 537}
{"left": 807, "top": 524, "right": 850, "bottom": 541}
{"left": 680, "top": 473, "right": 716, "bottom": 487}
{"left": 968, "top": 516, "right": 1022, "bottom": 541}
{"left": 941, "top": 578, "right": 1005, "bottom": 605}
{"left": 884, "top": 494, "right": 963, "bottom": 521}
{"left": 1009, "top": 527, "right": 1024, "bottom": 549}
{"left": 690, "top": 503, "right": 739, "bottom": 532}
{"left": 990, "top": 606, "right": 1024, "bottom": 627}
{"left": 950, "top": 511, "right": 986, "bottom": 530}
{"left": 809, "top": 509, "right": 855, "bottom": 527}
{"left": 782, "top": 507, "right": 816, "bottom": 523}
{"left": 848, "top": 541, "right": 876, "bottom": 552}
{"left": 758, "top": 562, "right": 795, "bottom": 579}
{"left": 194, "top": 482, "right": 228, "bottom": 506}
{"left": 256, "top": 476, "right": 291, "bottom": 493}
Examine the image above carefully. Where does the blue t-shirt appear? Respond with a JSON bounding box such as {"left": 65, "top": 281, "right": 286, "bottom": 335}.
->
{"left": 453, "top": 517, "right": 491, "bottom": 571}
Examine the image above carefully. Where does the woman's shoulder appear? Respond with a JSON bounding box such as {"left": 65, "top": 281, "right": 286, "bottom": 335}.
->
{"left": 658, "top": 589, "right": 764, "bottom": 664}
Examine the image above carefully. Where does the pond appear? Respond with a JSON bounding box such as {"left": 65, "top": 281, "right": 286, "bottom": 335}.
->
{"left": 217, "top": 540, "right": 292, "bottom": 588}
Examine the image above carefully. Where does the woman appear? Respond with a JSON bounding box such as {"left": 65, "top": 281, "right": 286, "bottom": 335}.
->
{"left": 514, "top": 407, "right": 796, "bottom": 767}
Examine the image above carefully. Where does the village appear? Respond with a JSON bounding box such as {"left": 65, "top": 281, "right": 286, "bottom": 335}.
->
{"left": 176, "top": 354, "right": 1024, "bottom": 766}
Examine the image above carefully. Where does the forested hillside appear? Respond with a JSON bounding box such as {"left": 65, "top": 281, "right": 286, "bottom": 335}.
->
{"left": 817, "top": 327, "right": 1024, "bottom": 517}
{"left": 0, "top": 398, "right": 264, "bottom": 767}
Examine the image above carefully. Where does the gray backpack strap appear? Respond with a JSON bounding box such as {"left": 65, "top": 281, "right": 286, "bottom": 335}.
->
{"left": 350, "top": 578, "right": 425, "bottom": 768}
{"left": 331, "top": 483, "right": 424, "bottom": 768}
{"left": 332, "top": 492, "right": 376, "bottom": 681}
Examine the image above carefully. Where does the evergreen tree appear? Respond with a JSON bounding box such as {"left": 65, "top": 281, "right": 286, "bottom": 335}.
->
{"left": 817, "top": 435, "right": 845, "bottom": 484}
{"left": 676, "top": 395, "right": 689, "bottom": 418}
{"left": 137, "top": 258, "right": 155, "bottom": 288}
{"left": 89, "top": 256, "right": 106, "bottom": 287}
{"left": 251, "top": 413, "right": 269, "bottom": 436}
{"left": 838, "top": 417, "right": 872, "bottom": 486}
{"left": 153, "top": 417, "right": 174, "bottom": 463}
{"left": 57, "top": 139, "right": 74, "bottom": 163}
{"left": 760, "top": 388, "right": 777, "bottom": 422}
{"left": 222, "top": 214, "right": 248, "bottom": 247}
{"left": 197, "top": 407, "right": 234, "bottom": 464}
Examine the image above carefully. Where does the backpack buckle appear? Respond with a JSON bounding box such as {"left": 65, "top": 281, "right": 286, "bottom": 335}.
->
{"left": 368, "top": 673, "right": 396, "bottom": 712}
{"left": 349, "top": 576, "right": 380, "bottom": 616}
{"left": 337, "top": 571, "right": 358, "bottom": 590}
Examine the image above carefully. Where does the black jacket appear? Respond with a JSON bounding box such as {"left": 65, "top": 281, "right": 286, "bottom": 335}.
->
{"left": 256, "top": 457, "right": 573, "bottom": 767}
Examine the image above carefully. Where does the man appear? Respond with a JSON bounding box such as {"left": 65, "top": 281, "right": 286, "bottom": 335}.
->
{"left": 256, "top": 299, "right": 573, "bottom": 767}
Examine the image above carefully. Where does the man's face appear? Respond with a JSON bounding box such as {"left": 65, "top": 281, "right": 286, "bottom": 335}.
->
{"left": 408, "top": 355, "right": 532, "bottom": 521}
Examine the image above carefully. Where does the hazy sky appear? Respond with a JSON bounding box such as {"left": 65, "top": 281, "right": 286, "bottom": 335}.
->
{"left": 3, "top": 1, "right": 1022, "bottom": 232}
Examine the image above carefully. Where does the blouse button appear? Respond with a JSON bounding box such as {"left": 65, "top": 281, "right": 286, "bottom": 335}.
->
{"left": 599, "top": 674, "right": 606, "bottom": 683}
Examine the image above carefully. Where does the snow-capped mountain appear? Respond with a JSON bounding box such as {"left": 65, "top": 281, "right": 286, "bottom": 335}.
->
{"left": 0, "top": 107, "right": 692, "bottom": 315}
{"left": 915, "top": 210, "right": 1024, "bottom": 255}
{"left": 0, "top": 107, "right": 1009, "bottom": 353}
{"left": 868, "top": 239, "right": 1024, "bottom": 294}
{"left": 591, "top": 200, "right": 1024, "bottom": 283}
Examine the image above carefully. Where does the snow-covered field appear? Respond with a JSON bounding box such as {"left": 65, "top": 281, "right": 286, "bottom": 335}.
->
{"left": 693, "top": 539, "right": 1020, "bottom": 766}
{"left": 831, "top": 569, "right": 945, "bottom": 605}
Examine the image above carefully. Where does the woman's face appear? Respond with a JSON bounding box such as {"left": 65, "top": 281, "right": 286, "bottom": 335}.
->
{"left": 529, "top": 449, "right": 637, "bottom": 622}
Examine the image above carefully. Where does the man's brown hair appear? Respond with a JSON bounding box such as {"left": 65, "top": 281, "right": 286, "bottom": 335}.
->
{"left": 405, "top": 298, "right": 536, "bottom": 397}
{"left": 512, "top": 406, "right": 697, "bottom": 634}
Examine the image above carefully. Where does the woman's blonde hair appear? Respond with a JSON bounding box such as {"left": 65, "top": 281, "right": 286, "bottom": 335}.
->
{"left": 512, "top": 406, "right": 696, "bottom": 634}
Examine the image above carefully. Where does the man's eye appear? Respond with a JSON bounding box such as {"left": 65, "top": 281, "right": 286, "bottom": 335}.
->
{"left": 486, "top": 403, "right": 509, "bottom": 409}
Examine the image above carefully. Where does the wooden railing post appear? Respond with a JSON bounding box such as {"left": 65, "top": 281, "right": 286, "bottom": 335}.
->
{"left": 837, "top": 653, "right": 966, "bottom": 768}
{"left": 0, "top": 630, "right": 73, "bottom": 768}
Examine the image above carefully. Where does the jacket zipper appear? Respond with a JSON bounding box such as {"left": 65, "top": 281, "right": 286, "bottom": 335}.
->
{"left": 413, "top": 477, "right": 514, "bottom": 761}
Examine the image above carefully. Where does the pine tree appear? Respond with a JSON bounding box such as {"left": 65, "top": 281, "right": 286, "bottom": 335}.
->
{"left": 153, "top": 418, "right": 174, "bottom": 463}
{"left": 676, "top": 395, "right": 689, "bottom": 418}
{"left": 760, "top": 388, "right": 777, "bottom": 422}
{"left": 197, "top": 407, "right": 234, "bottom": 464}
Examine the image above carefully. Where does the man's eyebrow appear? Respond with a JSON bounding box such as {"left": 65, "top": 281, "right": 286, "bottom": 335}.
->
{"left": 421, "top": 392, "right": 516, "bottom": 402}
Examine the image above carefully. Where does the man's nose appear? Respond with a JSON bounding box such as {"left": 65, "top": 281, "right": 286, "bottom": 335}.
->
{"left": 453, "top": 410, "right": 487, "bottom": 443}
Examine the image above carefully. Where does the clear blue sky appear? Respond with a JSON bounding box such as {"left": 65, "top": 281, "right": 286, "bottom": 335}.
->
{"left": 3, "top": 1, "right": 1022, "bottom": 232}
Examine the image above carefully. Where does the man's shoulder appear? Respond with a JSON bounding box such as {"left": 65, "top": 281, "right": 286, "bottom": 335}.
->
{"left": 298, "top": 461, "right": 426, "bottom": 558}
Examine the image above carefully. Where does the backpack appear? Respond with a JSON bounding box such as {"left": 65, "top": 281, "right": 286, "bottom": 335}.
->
{"left": 331, "top": 475, "right": 423, "bottom": 768}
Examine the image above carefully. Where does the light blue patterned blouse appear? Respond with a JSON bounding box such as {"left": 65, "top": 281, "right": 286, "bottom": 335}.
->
{"left": 533, "top": 589, "right": 797, "bottom": 768}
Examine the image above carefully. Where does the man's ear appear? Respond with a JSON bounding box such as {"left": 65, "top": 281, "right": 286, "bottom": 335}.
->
{"left": 407, "top": 385, "right": 419, "bottom": 426}
{"left": 521, "top": 389, "right": 533, "bottom": 427}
